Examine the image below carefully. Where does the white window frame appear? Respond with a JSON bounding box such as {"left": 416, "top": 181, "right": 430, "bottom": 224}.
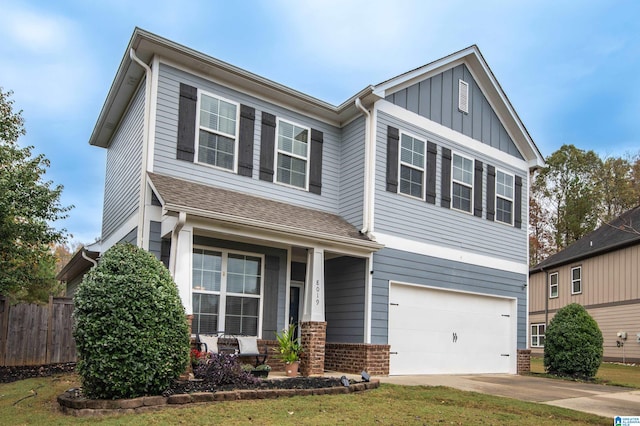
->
{"left": 571, "top": 266, "right": 582, "bottom": 295}
{"left": 274, "top": 118, "right": 310, "bottom": 191}
{"left": 195, "top": 90, "right": 240, "bottom": 173}
{"left": 451, "top": 152, "right": 474, "bottom": 214}
{"left": 192, "top": 246, "right": 264, "bottom": 337}
{"left": 495, "top": 169, "right": 514, "bottom": 225}
{"left": 531, "top": 323, "right": 545, "bottom": 348}
{"left": 549, "top": 272, "right": 559, "bottom": 298}
{"left": 398, "top": 131, "right": 426, "bottom": 200}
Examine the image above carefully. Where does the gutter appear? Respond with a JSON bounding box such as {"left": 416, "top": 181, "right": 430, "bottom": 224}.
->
{"left": 355, "top": 97, "right": 375, "bottom": 237}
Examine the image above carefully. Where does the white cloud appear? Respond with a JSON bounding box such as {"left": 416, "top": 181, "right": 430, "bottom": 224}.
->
{"left": 2, "top": 6, "right": 74, "bottom": 54}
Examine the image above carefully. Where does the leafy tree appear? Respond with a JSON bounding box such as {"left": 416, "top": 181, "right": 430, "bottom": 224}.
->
{"left": 0, "top": 88, "right": 71, "bottom": 303}
{"left": 528, "top": 195, "right": 554, "bottom": 266}
{"left": 598, "top": 156, "right": 638, "bottom": 223}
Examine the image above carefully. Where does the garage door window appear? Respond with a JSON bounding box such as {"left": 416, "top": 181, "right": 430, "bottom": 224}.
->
{"left": 531, "top": 323, "right": 545, "bottom": 347}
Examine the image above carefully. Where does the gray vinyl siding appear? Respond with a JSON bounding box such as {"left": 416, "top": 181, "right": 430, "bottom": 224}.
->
{"left": 153, "top": 63, "right": 341, "bottom": 214}
{"left": 193, "top": 236, "right": 287, "bottom": 340}
{"left": 102, "top": 83, "right": 144, "bottom": 241}
{"left": 371, "top": 247, "right": 527, "bottom": 348}
{"left": 386, "top": 64, "right": 522, "bottom": 159}
{"left": 339, "top": 116, "right": 366, "bottom": 228}
{"left": 149, "top": 221, "right": 161, "bottom": 260}
{"left": 325, "top": 256, "right": 366, "bottom": 343}
{"left": 375, "top": 111, "right": 528, "bottom": 264}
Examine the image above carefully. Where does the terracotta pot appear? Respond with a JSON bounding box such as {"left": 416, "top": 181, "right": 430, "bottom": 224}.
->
{"left": 285, "top": 361, "right": 300, "bottom": 377}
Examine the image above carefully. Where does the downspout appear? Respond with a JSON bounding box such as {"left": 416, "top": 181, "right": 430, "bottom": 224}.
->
{"left": 355, "top": 97, "right": 374, "bottom": 237}
{"left": 543, "top": 268, "right": 549, "bottom": 327}
{"left": 169, "top": 211, "right": 187, "bottom": 278}
{"left": 81, "top": 249, "right": 97, "bottom": 267}
{"left": 129, "top": 48, "right": 152, "bottom": 250}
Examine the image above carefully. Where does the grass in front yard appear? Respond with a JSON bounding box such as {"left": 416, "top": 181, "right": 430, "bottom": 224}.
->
{"left": 0, "top": 373, "right": 608, "bottom": 425}
{"left": 531, "top": 356, "right": 640, "bottom": 388}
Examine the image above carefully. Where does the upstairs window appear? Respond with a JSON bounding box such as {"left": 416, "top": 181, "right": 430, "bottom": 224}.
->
{"left": 495, "top": 170, "right": 514, "bottom": 225}
{"left": 452, "top": 153, "right": 473, "bottom": 213}
{"left": 531, "top": 323, "right": 545, "bottom": 347}
{"left": 571, "top": 266, "right": 582, "bottom": 294}
{"left": 197, "top": 93, "right": 238, "bottom": 171}
{"left": 276, "top": 119, "right": 309, "bottom": 189}
{"left": 549, "top": 272, "right": 559, "bottom": 298}
{"left": 399, "top": 133, "right": 425, "bottom": 199}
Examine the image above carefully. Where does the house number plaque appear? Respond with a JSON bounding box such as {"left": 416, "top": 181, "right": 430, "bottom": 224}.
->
{"left": 315, "top": 280, "right": 320, "bottom": 305}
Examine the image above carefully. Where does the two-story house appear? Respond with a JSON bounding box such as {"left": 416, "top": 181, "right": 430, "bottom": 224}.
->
{"left": 78, "top": 28, "right": 543, "bottom": 376}
{"left": 530, "top": 205, "right": 640, "bottom": 363}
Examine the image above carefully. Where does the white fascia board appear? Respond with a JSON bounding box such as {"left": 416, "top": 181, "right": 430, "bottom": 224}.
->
{"left": 376, "top": 231, "right": 529, "bottom": 275}
{"left": 377, "top": 101, "right": 530, "bottom": 171}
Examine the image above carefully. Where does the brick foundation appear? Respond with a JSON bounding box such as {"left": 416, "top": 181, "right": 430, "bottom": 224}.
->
{"left": 300, "top": 321, "right": 326, "bottom": 376}
{"left": 517, "top": 349, "right": 531, "bottom": 374}
{"left": 325, "top": 343, "right": 390, "bottom": 376}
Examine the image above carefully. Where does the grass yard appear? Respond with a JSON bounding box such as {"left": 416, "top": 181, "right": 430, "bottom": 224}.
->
{"left": 0, "top": 373, "right": 608, "bottom": 425}
{"left": 530, "top": 356, "right": 640, "bottom": 388}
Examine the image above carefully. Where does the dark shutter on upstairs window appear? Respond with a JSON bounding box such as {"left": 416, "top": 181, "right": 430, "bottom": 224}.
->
{"left": 177, "top": 83, "right": 197, "bottom": 162}
{"left": 514, "top": 175, "right": 523, "bottom": 229}
{"left": 474, "top": 160, "right": 483, "bottom": 217}
{"left": 259, "top": 112, "right": 276, "bottom": 181}
{"left": 237, "top": 105, "right": 255, "bottom": 177}
{"left": 441, "top": 148, "right": 452, "bottom": 208}
{"left": 386, "top": 126, "right": 399, "bottom": 192}
{"left": 426, "top": 142, "right": 437, "bottom": 204}
{"left": 486, "top": 165, "right": 495, "bottom": 221}
{"left": 309, "top": 129, "right": 323, "bottom": 195}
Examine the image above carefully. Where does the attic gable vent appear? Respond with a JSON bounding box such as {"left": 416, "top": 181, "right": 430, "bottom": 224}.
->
{"left": 458, "top": 79, "right": 469, "bottom": 113}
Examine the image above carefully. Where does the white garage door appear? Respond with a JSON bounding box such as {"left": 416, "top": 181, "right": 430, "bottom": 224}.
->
{"left": 388, "top": 283, "right": 516, "bottom": 375}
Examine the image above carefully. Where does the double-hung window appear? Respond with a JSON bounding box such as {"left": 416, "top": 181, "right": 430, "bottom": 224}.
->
{"left": 192, "top": 248, "right": 263, "bottom": 336}
{"left": 276, "top": 119, "right": 309, "bottom": 189}
{"left": 571, "top": 266, "right": 582, "bottom": 294}
{"left": 452, "top": 153, "right": 473, "bottom": 213}
{"left": 531, "top": 323, "right": 545, "bottom": 347}
{"left": 197, "top": 92, "right": 238, "bottom": 171}
{"left": 496, "top": 170, "right": 514, "bottom": 224}
{"left": 549, "top": 272, "right": 559, "bottom": 298}
{"left": 399, "top": 133, "right": 425, "bottom": 198}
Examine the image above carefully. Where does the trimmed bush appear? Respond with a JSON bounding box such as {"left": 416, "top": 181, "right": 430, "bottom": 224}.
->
{"left": 194, "top": 353, "right": 258, "bottom": 387}
{"left": 543, "top": 303, "right": 603, "bottom": 379}
{"left": 73, "top": 243, "right": 190, "bottom": 399}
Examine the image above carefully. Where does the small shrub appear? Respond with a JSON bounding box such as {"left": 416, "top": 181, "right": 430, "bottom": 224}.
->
{"left": 194, "top": 353, "right": 258, "bottom": 387}
{"left": 73, "top": 243, "right": 190, "bottom": 399}
{"left": 544, "top": 303, "right": 603, "bottom": 379}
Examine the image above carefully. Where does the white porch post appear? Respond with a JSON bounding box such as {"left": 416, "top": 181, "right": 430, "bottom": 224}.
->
{"left": 172, "top": 227, "right": 193, "bottom": 314}
{"left": 302, "top": 247, "right": 325, "bottom": 322}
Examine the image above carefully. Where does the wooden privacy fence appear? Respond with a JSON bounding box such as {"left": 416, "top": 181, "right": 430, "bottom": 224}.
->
{"left": 0, "top": 296, "right": 77, "bottom": 366}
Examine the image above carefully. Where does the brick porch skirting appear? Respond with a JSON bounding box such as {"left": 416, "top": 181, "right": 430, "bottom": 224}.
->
{"left": 325, "top": 343, "right": 390, "bottom": 376}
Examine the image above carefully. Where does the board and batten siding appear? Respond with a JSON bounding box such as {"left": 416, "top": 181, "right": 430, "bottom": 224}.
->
{"left": 153, "top": 63, "right": 341, "bottom": 214}
{"left": 102, "top": 84, "right": 145, "bottom": 240}
{"left": 374, "top": 111, "right": 528, "bottom": 264}
{"left": 338, "top": 116, "right": 366, "bottom": 229}
{"left": 385, "top": 64, "right": 522, "bottom": 159}
{"left": 372, "top": 247, "right": 527, "bottom": 348}
{"left": 325, "top": 256, "right": 366, "bottom": 343}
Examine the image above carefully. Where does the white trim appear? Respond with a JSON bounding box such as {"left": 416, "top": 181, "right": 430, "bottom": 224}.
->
{"left": 571, "top": 266, "right": 582, "bottom": 295}
{"left": 364, "top": 252, "right": 373, "bottom": 344}
{"left": 274, "top": 118, "right": 311, "bottom": 191}
{"left": 101, "top": 212, "right": 140, "bottom": 251}
{"left": 389, "top": 279, "right": 518, "bottom": 301}
{"left": 195, "top": 90, "right": 240, "bottom": 173}
{"left": 451, "top": 151, "right": 474, "bottom": 215}
{"left": 375, "top": 231, "right": 528, "bottom": 275}
{"left": 549, "top": 272, "right": 559, "bottom": 298}
{"left": 530, "top": 323, "right": 545, "bottom": 348}
{"left": 495, "top": 168, "right": 515, "bottom": 226}
{"left": 147, "top": 56, "right": 160, "bottom": 173}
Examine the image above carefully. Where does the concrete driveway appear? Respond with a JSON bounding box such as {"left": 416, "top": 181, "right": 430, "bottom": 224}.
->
{"left": 378, "top": 374, "right": 640, "bottom": 419}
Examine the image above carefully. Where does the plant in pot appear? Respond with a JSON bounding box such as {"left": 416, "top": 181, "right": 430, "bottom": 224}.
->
{"left": 275, "top": 323, "right": 302, "bottom": 377}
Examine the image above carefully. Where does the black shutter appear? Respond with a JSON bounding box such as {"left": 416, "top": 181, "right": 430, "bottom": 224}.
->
{"left": 177, "top": 83, "right": 197, "bottom": 162}
{"left": 426, "top": 142, "right": 437, "bottom": 204}
{"left": 259, "top": 112, "right": 276, "bottom": 181}
{"left": 514, "top": 175, "right": 523, "bottom": 229}
{"left": 486, "top": 165, "right": 495, "bottom": 222}
{"left": 386, "top": 126, "right": 399, "bottom": 192}
{"left": 309, "top": 129, "right": 323, "bottom": 194}
{"left": 237, "top": 105, "right": 255, "bottom": 177}
{"left": 441, "top": 148, "right": 451, "bottom": 208}
{"left": 474, "top": 160, "right": 483, "bottom": 217}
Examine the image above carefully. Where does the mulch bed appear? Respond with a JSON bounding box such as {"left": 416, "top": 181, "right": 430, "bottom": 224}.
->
{"left": 164, "top": 376, "right": 348, "bottom": 396}
{"left": 0, "top": 363, "right": 77, "bottom": 383}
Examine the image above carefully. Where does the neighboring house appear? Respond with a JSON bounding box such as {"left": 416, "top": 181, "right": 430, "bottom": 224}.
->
{"left": 72, "top": 28, "right": 543, "bottom": 376}
{"left": 529, "top": 205, "right": 640, "bottom": 363}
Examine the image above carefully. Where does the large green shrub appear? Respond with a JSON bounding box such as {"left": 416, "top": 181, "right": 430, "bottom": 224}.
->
{"left": 543, "top": 303, "right": 603, "bottom": 379}
{"left": 73, "top": 243, "right": 190, "bottom": 399}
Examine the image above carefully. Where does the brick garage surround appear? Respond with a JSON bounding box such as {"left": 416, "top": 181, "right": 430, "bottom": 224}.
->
{"left": 300, "top": 321, "right": 326, "bottom": 376}
{"left": 517, "top": 349, "right": 531, "bottom": 374}
{"left": 325, "top": 343, "right": 390, "bottom": 376}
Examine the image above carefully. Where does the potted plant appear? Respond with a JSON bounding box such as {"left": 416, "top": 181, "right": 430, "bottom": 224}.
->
{"left": 275, "top": 323, "right": 302, "bottom": 377}
{"left": 251, "top": 363, "right": 271, "bottom": 378}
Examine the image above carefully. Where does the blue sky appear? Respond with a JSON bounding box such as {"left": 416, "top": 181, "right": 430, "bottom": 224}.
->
{"left": 1, "top": 0, "right": 639, "bottom": 244}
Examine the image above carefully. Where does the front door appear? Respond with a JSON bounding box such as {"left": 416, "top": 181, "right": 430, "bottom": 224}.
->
{"left": 289, "top": 281, "right": 304, "bottom": 336}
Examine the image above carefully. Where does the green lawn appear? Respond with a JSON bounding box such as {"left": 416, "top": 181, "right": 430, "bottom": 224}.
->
{"left": 1, "top": 373, "right": 608, "bottom": 425}
{"left": 530, "top": 356, "right": 640, "bottom": 388}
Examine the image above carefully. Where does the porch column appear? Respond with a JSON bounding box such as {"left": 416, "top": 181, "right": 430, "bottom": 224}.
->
{"left": 300, "top": 248, "right": 326, "bottom": 376}
{"left": 172, "top": 226, "right": 193, "bottom": 315}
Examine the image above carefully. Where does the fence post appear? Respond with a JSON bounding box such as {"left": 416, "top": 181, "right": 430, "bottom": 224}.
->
{"left": 46, "top": 295, "right": 54, "bottom": 364}
{"left": 0, "top": 298, "right": 8, "bottom": 366}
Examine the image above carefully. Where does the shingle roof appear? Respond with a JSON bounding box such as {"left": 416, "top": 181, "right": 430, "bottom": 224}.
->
{"left": 531, "top": 205, "right": 640, "bottom": 273}
{"left": 148, "top": 173, "right": 377, "bottom": 247}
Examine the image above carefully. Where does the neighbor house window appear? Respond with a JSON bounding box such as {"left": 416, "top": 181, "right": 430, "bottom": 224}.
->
{"left": 197, "top": 92, "right": 238, "bottom": 170}
{"left": 276, "top": 119, "right": 309, "bottom": 189}
{"left": 399, "top": 133, "right": 425, "bottom": 198}
{"left": 495, "top": 170, "right": 514, "bottom": 224}
{"left": 549, "top": 272, "right": 559, "bottom": 298}
{"left": 531, "top": 323, "right": 545, "bottom": 347}
{"left": 571, "top": 266, "right": 582, "bottom": 294}
{"left": 452, "top": 153, "right": 473, "bottom": 213}
{"left": 192, "top": 248, "right": 263, "bottom": 336}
